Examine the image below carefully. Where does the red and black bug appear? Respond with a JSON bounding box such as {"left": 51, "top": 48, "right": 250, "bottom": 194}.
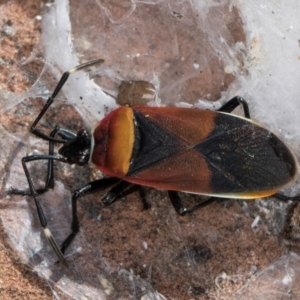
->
{"left": 11, "top": 59, "right": 300, "bottom": 267}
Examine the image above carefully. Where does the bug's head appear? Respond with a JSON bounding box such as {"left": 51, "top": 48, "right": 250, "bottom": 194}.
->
{"left": 59, "top": 129, "right": 91, "bottom": 166}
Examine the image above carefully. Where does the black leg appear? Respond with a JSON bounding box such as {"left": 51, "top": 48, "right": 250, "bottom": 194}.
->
{"left": 168, "top": 191, "right": 221, "bottom": 216}
{"left": 102, "top": 180, "right": 135, "bottom": 205}
{"left": 138, "top": 187, "right": 150, "bottom": 210}
{"left": 102, "top": 181, "right": 150, "bottom": 210}
{"left": 60, "top": 177, "right": 120, "bottom": 254}
{"left": 114, "top": 184, "right": 150, "bottom": 210}
{"left": 30, "top": 59, "right": 104, "bottom": 143}
{"left": 218, "top": 96, "right": 250, "bottom": 118}
{"left": 273, "top": 193, "right": 300, "bottom": 202}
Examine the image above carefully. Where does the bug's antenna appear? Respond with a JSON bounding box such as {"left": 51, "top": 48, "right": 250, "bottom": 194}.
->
{"left": 32, "top": 190, "right": 69, "bottom": 267}
{"left": 18, "top": 154, "right": 71, "bottom": 267}
{"left": 43, "top": 227, "right": 68, "bottom": 267}
{"left": 68, "top": 59, "right": 105, "bottom": 74}
{"left": 31, "top": 58, "right": 105, "bottom": 143}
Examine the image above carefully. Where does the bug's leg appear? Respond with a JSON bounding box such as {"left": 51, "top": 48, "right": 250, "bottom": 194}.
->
{"left": 272, "top": 193, "right": 300, "bottom": 202}
{"left": 115, "top": 185, "right": 150, "bottom": 210}
{"left": 30, "top": 59, "right": 104, "bottom": 143}
{"left": 168, "top": 191, "right": 222, "bottom": 216}
{"left": 138, "top": 187, "right": 150, "bottom": 210}
{"left": 218, "top": 96, "right": 250, "bottom": 118}
{"left": 102, "top": 181, "right": 150, "bottom": 209}
{"left": 101, "top": 180, "right": 134, "bottom": 205}
{"left": 60, "top": 177, "right": 120, "bottom": 254}
{"left": 117, "top": 185, "right": 150, "bottom": 210}
{"left": 10, "top": 127, "right": 77, "bottom": 196}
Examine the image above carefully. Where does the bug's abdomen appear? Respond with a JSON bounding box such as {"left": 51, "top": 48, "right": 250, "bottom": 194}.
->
{"left": 91, "top": 107, "right": 135, "bottom": 178}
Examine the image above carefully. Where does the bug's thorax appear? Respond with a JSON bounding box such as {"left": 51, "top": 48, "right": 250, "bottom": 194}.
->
{"left": 90, "top": 106, "right": 135, "bottom": 178}
{"left": 59, "top": 129, "right": 91, "bottom": 166}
